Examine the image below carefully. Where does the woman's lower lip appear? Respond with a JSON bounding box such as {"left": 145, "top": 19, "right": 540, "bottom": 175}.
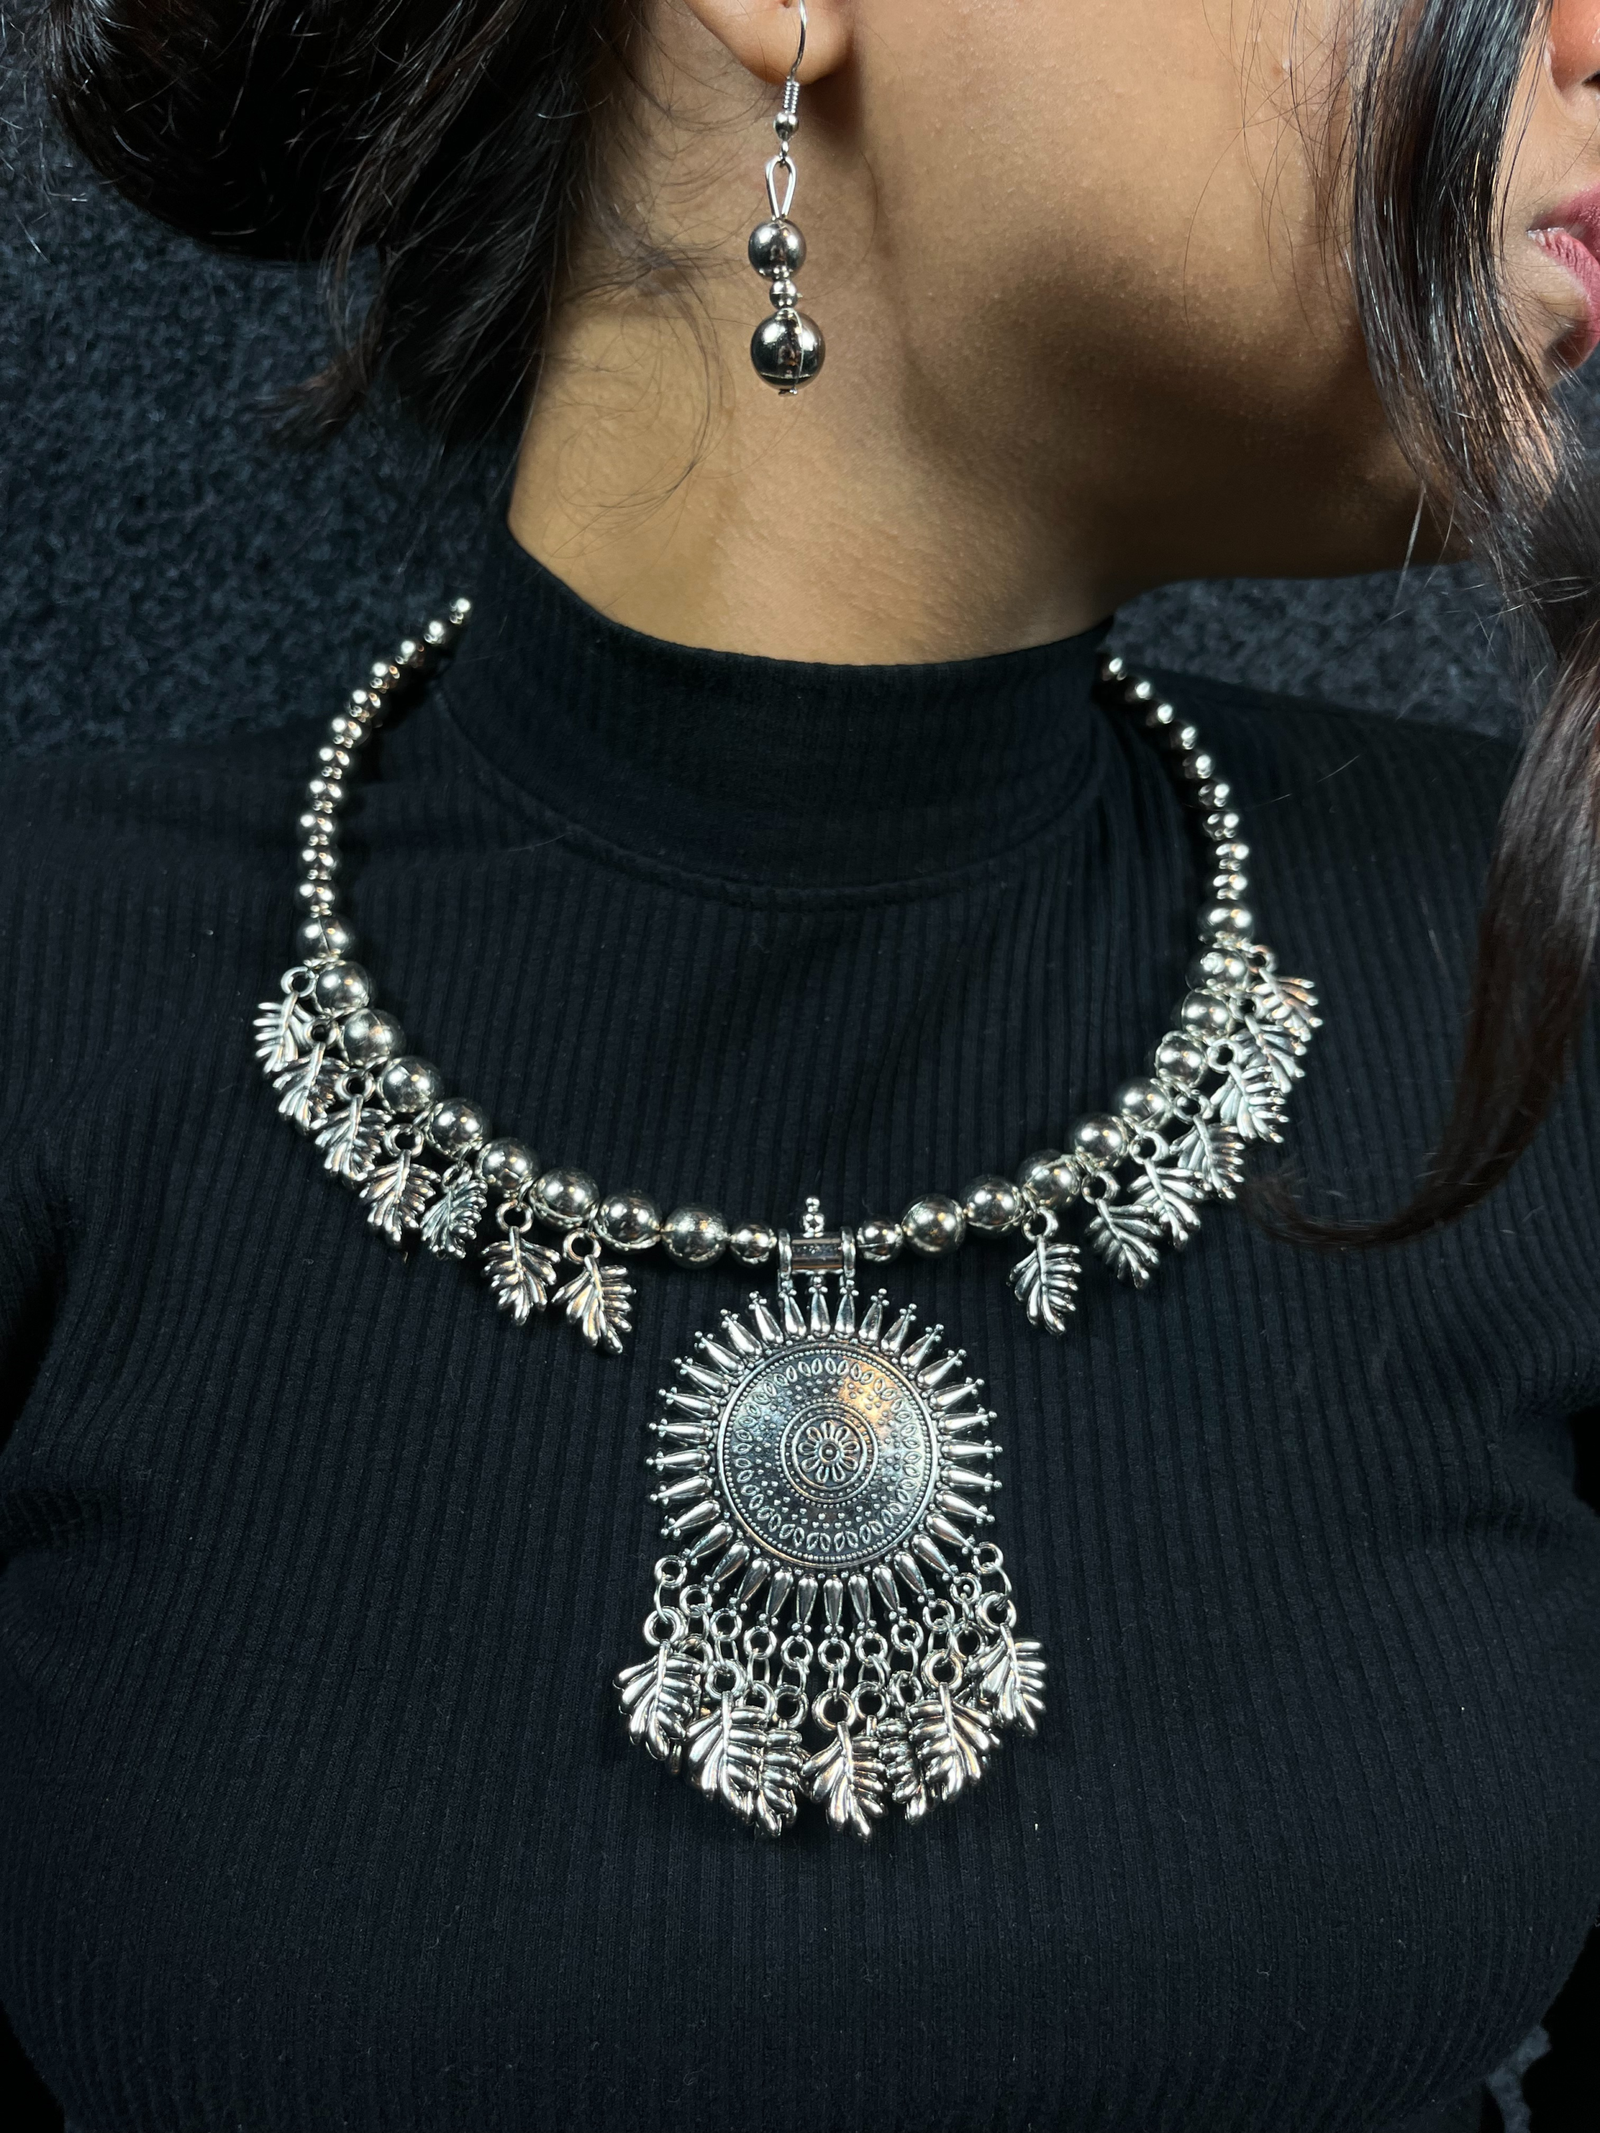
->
{"left": 1531, "top": 226, "right": 1600, "bottom": 366}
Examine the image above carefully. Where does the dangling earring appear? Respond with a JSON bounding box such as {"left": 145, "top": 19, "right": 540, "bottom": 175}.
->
{"left": 748, "top": 0, "right": 825, "bottom": 393}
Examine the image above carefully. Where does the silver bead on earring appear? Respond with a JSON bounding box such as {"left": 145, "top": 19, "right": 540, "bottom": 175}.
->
{"left": 749, "top": 0, "right": 825, "bottom": 393}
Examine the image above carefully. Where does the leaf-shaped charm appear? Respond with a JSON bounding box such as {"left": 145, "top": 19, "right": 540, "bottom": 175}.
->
{"left": 615, "top": 1644, "right": 702, "bottom": 1762}
{"left": 273, "top": 1042, "right": 339, "bottom": 1135}
{"left": 685, "top": 1693, "right": 762, "bottom": 1819}
{"left": 1210, "top": 1041, "right": 1287, "bottom": 1143}
{"left": 1242, "top": 1010, "right": 1305, "bottom": 1094}
{"left": 910, "top": 1683, "right": 997, "bottom": 1801}
{"left": 254, "top": 990, "right": 312, "bottom": 1075}
{"left": 420, "top": 1168, "right": 488, "bottom": 1259}
{"left": 483, "top": 1229, "right": 562, "bottom": 1325}
{"left": 875, "top": 1712, "right": 929, "bottom": 1823}
{"left": 1173, "top": 1116, "right": 1246, "bottom": 1201}
{"left": 553, "top": 1251, "right": 635, "bottom": 1354}
{"left": 360, "top": 1147, "right": 440, "bottom": 1244}
{"left": 1129, "top": 1159, "right": 1201, "bottom": 1245}
{"left": 1008, "top": 1236, "right": 1080, "bottom": 1334}
{"left": 967, "top": 1630, "right": 1047, "bottom": 1736}
{"left": 802, "top": 1720, "right": 886, "bottom": 1840}
{"left": 1251, "top": 966, "right": 1321, "bottom": 1046}
{"left": 754, "top": 1719, "right": 806, "bottom": 1837}
{"left": 1087, "top": 1195, "right": 1163, "bottom": 1287}
{"left": 316, "top": 1091, "right": 383, "bottom": 1184}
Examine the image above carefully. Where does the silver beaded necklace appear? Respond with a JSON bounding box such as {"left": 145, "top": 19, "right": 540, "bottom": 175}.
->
{"left": 256, "top": 600, "right": 1320, "bottom": 1839}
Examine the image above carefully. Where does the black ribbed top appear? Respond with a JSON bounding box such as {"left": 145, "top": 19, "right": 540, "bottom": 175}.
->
{"left": 1, "top": 522, "right": 1597, "bottom": 2133}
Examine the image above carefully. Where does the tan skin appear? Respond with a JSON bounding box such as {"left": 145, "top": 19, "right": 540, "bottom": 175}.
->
{"left": 511, "top": 0, "right": 1600, "bottom": 665}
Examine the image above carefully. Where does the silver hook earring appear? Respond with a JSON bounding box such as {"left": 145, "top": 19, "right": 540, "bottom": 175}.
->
{"left": 748, "top": 0, "right": 825, "bottom": 393}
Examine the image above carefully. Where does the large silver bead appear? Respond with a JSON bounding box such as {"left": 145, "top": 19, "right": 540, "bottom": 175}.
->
{"left": 533, "top": 1168, "right": 600, "bottom": 1229}
{"left": 856, "top": 1217, "right": 904, "bottom": 1263}
{"left": 311, "top": 959, "right": 372, "bottom": 1017}
{"left": 730, "top": 1221, "right": 778, "bottom": 1265}
{"left": 663, "top": 1206, "right": 729, "bottom": 1265}
{"left": 1113, "top": 1077, "right": 1169, "bottom": 1128}
{"left": 1151, "top": 1033, "right": 1207, "bottom": 1086}
{"left": 1200, "top": 902, "right": 1254, "bottom": 940}
{"left": 598, "top": 1190, "right": 663, "bottom": 1252}
{"left": 341, "top": 1007, "right": 406, "bottom": 1066}
{"left": 378, "top": 1055, "right": 446, "bottom": 1117}
{"left": 748, "top": 217, "right": 806, "bottom": 277}
{"left": 901, "top": 1195, "right": 966, "bottom": 1256}
{"left": 1179, "top": 989, "right": 1234, "bottom": 1038}
{"left": 1015, "top": 1149, "right": 1081, "bottom": 1208}
{"left": 751, "top": 310, "right": 825, "bottom": 392}
{"left": 1071, "top": 1114, "right": 1128, "bottom": 1170}
{"left": 962, "top": 1176, "right": 1022, "bottom": 1233}
{"left": 426, "top": 1097, "right": 489, "bottom": 1156}
{"left": 295, "top": 915, "right": 357, "bottom": 962}
{"left": 478, "top": 1138, "right": 539, "bottom": 1195}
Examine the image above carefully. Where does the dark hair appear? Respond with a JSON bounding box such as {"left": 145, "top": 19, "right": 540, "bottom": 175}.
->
{"left": 32, "top": 0, "right": 1597, "bottom": 1240}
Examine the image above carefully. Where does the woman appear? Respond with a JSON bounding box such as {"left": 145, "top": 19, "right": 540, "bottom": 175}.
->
{"left": 3, "top": 0, "right": 1598, "bottom": 2127}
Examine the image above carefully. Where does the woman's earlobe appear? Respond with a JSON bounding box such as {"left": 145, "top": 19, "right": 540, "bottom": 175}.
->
{"left": 679, "top": 0, "right": 852, "bottom": 88}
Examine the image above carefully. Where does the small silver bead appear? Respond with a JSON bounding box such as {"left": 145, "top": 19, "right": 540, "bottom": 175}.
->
{"left": 1072, "top": 1115, "right": 1128, "bottom": 1170}
{"left": 772, "top": 106, "right": 799, "bottom": 142}
{"left": 1179, "top": 988, "right": 1235, "bottom": 1037}
{"left": 1204, "top": 809, "right": 1243, "bottom": 840}
{"left": 1200, "top": 903, "right": 1254, "bottom": 940}
{"left": 316, "top": 744, "right": 353, "bottom": 774}
{"left": 300, "top": 848, "right": 338, "bottom": 879}
{"left": 663, "top": 1206, "right": 729, "bottom": 1265}
{"left": 1214, "top": 839, "right": 1250, "bottom": 866}
{"left": 1152, "top": 1033, "right": 1208, "bottom": 1086}
{"left": 311, "top": 959, "right": 372, "bottom": 1016}
{"left": 730, "top": 1221, "right": 778, "bottom": 1265}
{"left": 1188, "top": 948, "right": 1250, "bottom": 992}
{"left": 1210, "top": 870, "right": 1250, "bottom": 901}
{"left": 379, "top": 1055, "right": 446, "bottom": 1117}
{"left": 1201, "top": 779, "right": 1232, "bottom": 807}
{"left": 856, "top": 1217, "right": 904, "bottom": 1263}
{"left": 295, "top": 914, "right": 357, "bottom": 962}
{"left": 1114, "top": 1077, "right": 1169, "bottom": 1127}
{"left": 533, "top": 1168, "right": 601, "bottom": 1229}
{"left": 748, "top": 218, "right": 806, "bottom": 276}
{"left": 768, "top": 275, "right": 799, "bottom": 305}
{"left": 329, "top": 715, "right": 359, "bottom": 745}
{"left": 1129, "top": 680, "right": 1157, "bottom": 705}
{"left": 1100, "top": 653, "right": 1127, "bottom": 681}
{"left": 962, "top": 1176, "right": 1023, "bottom": 1234}
{"left": 478, "top": 1139, "right": 539, "bottom": 1194}
{"left": 295, "top": 880, "right": 336, "bottom": 913}
{"left": 341, "top": 1007, "right": 405, "bottom": 1065}
{"left": 1015, "top": 1149, "right": 1081, "bottom": 1207}
{"left": 306, "top": 777, "right": 345, "bottom": 809}
{"left": 901, "top": 1195, "right": 966, "bottom": 1256}
{"left": 1170, "top": 722, "right": 1202, "bottom": 754}
{"left": 598, "top": 1190, "right": 663, "bottom": 1252}
{"left": 298, "top": 815, "right": 333, "bottom": 845}
{"left": 426, "top": 1097, "right": 489, "bottom": 1157}
{"left": 449, "top": 597, "right": 472, "bottom": 627}
{"left": 1183, "top": 751, "right": 1216, "bottom": 784}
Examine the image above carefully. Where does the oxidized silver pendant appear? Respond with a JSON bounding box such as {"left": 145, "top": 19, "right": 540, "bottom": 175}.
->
{"left": 615, "top": 1208, "right": 1044, "bottom": 1837}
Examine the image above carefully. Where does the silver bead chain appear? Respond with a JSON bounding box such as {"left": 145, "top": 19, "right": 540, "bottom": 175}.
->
{"left": 257, "top": 602, "right": 1320, "bottom": 1341}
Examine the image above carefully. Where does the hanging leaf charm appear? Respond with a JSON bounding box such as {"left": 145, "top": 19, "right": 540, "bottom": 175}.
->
{"left": 875, "top": 1710, "right": 930, "bottom": 1822}
{"left": 1007, "top": 1209, "right": 1080, "bottom": 1334}
{"left": 1129, "top": 1156, "right": 1201, "bottom": 1245}
{"left": 552, "top": 1233, "right": 635, "bottom": 1354}
{"left": 910, "top": 1671, "right": 997, "bottom": 1801}
{"left": 1250, "top": 958, "right": 1320, "bottom": 1046}
{"left": 254, "top": 976, "right": 314, "bottom": 1075}
{"left": 803, "top": 1710, "right": 886, "bottom": 1840}
{"left": 273, "top": 1034, "right": 340, "bottom": 1136}
{"left": 967, "top": 1619, "right": 1047, "bottom": 1735}
{"left": 1086, "top": 1186, "right": 1163, "bottom": 1287}
{"left": 1242, "top": 1010, "right": 1305, "bottom": 1094}
{"left": 686, "top": 1691, "right": 763, "bottom": 1819}
{"left": 1208, "top": 1038, "right": 1287, "bottom": 1143}
{"left": 615, "top": 1636, "right": 702, "bottom": 1763}
{"left": 420, "top": 1164, "right": 488, "bottom": 1259}
{"left": 360, "top": 1128, "right": 441, "bottom": 1244}
{"left": 316, "top": 1073, "right": 384, "bottom": 1184}
{"left": 754, "top": 1712, "right": 807, "bottom": 1837}
{"left": 483, "top": 1211, "right": 562, "bottom": 1325}
{"left": 1173, "top": 1114, "right": 1245, "bottom": 1201}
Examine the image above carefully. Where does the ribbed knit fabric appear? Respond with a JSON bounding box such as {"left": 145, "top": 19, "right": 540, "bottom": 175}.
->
{"left": 1, "top": 521, "right": 1597, "bottom": 2133}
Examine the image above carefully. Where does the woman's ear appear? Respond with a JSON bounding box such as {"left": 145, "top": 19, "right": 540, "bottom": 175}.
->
{"left": 679, "top": 0, "right": 852, "bottom": 87}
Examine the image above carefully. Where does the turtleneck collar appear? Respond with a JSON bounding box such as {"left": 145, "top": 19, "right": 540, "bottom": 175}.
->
{"left": 437, "top": 517, "right": 1116, "bottom": 889}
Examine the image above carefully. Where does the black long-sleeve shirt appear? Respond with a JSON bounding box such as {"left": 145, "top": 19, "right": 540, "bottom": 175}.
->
{"left": 2, "top": 521, "right": 1597, "bottom": 2132}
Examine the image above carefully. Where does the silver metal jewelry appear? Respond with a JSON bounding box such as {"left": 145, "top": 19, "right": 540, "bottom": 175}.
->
{"left": 748, "top": 0, "right": 825, "bottom": 393}
{"left": 257, "top": 605, "right": 1320, "bottom": 1839}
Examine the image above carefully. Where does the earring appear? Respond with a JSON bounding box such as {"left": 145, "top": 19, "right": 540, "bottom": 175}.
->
{"left": 748, "top": 0, "right": 825, "bottom": 393}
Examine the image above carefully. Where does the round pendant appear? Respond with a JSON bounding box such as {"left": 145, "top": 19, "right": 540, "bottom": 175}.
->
{"left": 615, "top": 1223, "right": 1047, "bottom": 1838}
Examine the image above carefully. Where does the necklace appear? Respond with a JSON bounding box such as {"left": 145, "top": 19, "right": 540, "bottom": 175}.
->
{"left": 256, "top": 600, "right": 1320, "bottom": 1838}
